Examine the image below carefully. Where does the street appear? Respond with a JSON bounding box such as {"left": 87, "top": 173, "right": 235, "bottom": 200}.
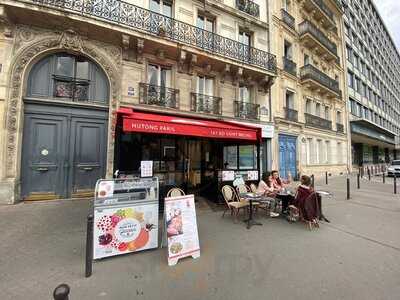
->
{"left": 1, "top": 176, "right": 400, "bottom": 300}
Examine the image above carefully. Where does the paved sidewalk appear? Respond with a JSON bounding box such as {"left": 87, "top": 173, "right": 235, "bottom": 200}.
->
{"left": 1, "top": 177, "right": 400, "bottom": 300}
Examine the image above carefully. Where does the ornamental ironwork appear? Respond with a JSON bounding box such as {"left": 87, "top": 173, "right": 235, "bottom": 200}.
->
{"left": 336, "top": 123, "right": 344, "bottom": 133}
{"left": 234, "top": 101, "right": 260, "bottom": 120}
{"left": 305, "top": 113, "right": 332, "bottom": 130}
{"left": 28, "top": 0, "right": 276, "bottom": 73}
{"left": 285, "top": 108, "right": 298, "bottom": 122}
{"left": 281, "top": 9, "right": 295, "bottom": 30}
{"left": 139, "top": 83, "right": 179, "bottom": 109}
{"left": 283, "top": 57, "right": 297, "bottom": 77}
{"left": 190, "top": 93, "right": 222, "bottom": 115}
{"left": 300, "top": 64, "right": 341, "bottom": 95}
{"left": 299, "top": 20, "right": 338, "bottom": 56}
{"left": 236, "top": 0, "right": 260, "bottom": 18}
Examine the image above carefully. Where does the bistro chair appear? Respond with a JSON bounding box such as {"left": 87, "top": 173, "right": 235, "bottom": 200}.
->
{"left": 166, "top": 187, "right": 185, "bottom": 198}
{"left": 249, "top": 183, "right": 258, "bottom": 193}
{"left": 221, "top": 185, "right": 249, "bottom": 223}
{"left": 236, "top": 184, "right": 259, "bottom": 214}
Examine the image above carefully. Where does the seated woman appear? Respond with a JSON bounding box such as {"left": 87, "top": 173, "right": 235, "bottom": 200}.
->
{"left": 257, "top": 172, "right": 279, "bottom": 217}
{"left": 271, "top": 170, "right": 293, "bottom": 214}
{"left": 289, "top": 175, "right": 320, "bottom": 227}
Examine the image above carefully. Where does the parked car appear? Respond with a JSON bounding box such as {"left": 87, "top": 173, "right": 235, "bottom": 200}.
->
{"left": 387, "top": 160, "right": 400, "bottom": 176}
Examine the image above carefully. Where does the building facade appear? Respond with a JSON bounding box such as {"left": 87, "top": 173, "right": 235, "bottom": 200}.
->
{"left": 342, "top": 0, "right": 400, "bottom": 174}
{"left": 0, "top": 0, "right": 277, "bottom": 204}
{"left": 270, "top": 0, "right": 349, "bottom": 178}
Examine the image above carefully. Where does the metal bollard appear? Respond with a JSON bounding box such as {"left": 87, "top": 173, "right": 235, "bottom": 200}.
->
{"left": 394, "top": 175, "right": 397, "bottom": 194}
{"left": 368, "top": 168, "right": 371, "bottom": 181}
{"left": 311, "top": 174, "right": 315, "bottom": 188}
{"left": 325, "top": 171, "right": 328, "bottom": 185}
{"left": 383, "top": 172, "right": 385, "bottom": 184}
{"left": 357, "top": 173, "right": 360, "bottom": 189}
{"left": 347, "top": 177, "right": 350, "bottom": 199}
{"left": 53, "top": 284, "right": 70, "bottom": 300}
{"left": 85, "top": 214, "right": 94, "bottom": 278}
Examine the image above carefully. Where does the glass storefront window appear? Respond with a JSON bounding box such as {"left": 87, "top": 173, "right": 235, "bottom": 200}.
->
{"left": 239, "top": 145, "right": 255, "bottom": 170}
{"left": 223, "top": 146, "right": 237, "bottom": 169}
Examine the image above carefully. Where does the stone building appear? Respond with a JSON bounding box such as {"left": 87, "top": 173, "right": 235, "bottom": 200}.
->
{"left": 269, "top": 0, "right": 350, "bottom": 178}
{"left": 0, "top": 0, "right": 277, "bottom": 203}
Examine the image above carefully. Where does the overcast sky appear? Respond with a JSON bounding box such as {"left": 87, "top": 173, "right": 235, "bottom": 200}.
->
{"left": 374, "top": 0, "right": 400, "bottom": 49}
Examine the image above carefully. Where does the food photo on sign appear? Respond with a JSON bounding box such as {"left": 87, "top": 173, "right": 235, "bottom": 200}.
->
{"left": 94, "top": 206, "right": 158, "bottom": 259}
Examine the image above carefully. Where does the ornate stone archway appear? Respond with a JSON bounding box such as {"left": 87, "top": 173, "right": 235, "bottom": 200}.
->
{"left": 4, "top": 26, "right": 122, "bottom": 196}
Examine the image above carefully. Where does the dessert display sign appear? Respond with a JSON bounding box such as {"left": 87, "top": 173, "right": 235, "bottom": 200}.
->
{"left": 164, "top": 194, "right": 200, "bottom": 266}
{"left": 93, "top": 178, "right": 159, "bottom": 259}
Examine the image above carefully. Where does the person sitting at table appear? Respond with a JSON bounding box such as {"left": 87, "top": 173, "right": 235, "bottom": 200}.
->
{"left": 271, "top": 170, "right": 293, "bottom": 215}
{"left": 289, "top": 175, "right": 320, "bottom": 227}
{"left": 257, "top": 172, "right": 279, "bottom": 217}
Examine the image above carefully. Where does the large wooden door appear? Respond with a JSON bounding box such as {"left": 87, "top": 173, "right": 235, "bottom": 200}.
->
{"left": 21, "top": 104, "right": 108, "bottom": 200}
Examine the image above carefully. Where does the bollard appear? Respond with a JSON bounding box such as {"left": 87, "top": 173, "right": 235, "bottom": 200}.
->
{"left": 368, "top": 168, "right": 371, "bottom": 181}
{"left": 85, "top": 214, "right": 94, "bottom": 278}
{"left": 347, "top": 177, "right": 350, "bottom": 199}
{"left": 383, "top": 172, "right": 385, "bottom": 184}
{"left": 325, "top": 171, "right": 328, "bottom": 185}
{"left": 394, "top": 174, "right": 397, "bottom": 194}
{"left": 357, "top": 173, "right": 360, "bottom": 189}
{"left": 311, "top": 174, "right": 315, "bottom": 188}
{"left": 53, "top": 284, "right": 70, "bottom": 300}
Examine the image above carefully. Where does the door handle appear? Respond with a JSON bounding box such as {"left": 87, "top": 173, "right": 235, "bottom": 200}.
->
{"left": 37, "top": 167, "right": 49, "bottom": 172}
{"left": 83, "top": 167, "right": 93, "bottom": 171}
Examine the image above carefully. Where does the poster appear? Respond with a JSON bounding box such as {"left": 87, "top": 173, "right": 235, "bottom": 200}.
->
{"left": 141, "top": 160, "right": 153, "bottom": 177}
{"left": 94, "top": 205, "right": 158, "bottom": 259}
{"left": 97, "top": 180, "right": 114, "bottom": 198}
{"left": 247, "top": 170, "right": 259, "bottom": 181}
{"left": 165, "top": 195, "right": 200, "bottom": 266}
{"left": 222, "top": 170, "right": 235, "bottom": 181}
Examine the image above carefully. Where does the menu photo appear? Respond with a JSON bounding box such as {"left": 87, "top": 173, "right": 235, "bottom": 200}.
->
{"left": 165, "top": 194, "right": 200, "bottom": 266}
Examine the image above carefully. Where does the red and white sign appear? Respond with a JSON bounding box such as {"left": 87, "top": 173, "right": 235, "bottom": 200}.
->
{"left": 165, "top": 194, "right": 200, "bottom": 266}
{"left": 121, "top": 111, "right": 259, "bottom": 141}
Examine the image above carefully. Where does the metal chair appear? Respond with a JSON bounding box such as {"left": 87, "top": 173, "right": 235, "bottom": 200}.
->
{"left": 166, "top": 187, "right": 185, "bottom": 198}
{"left": 221, "top": 185, "right": 249, "bottom": 223}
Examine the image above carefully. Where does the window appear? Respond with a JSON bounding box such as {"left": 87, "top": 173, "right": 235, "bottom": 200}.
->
{"left": 197, "top": 76, "right": 213, "bottom": 96}
{"left": 148, "top": 64, "right": 171, "bottom": 87}
{"left": 282, "top": 0, "right": 291, "bottom": 11}
{"left": 324, "top": 106, "right": 330, "bottom": 120}
{"left": 307, "top": 138, "right": 313, "bottom": 164}
{"left": 348, "top": 71, "right": 354, "bottom": 88}
{"left": 239, "top": 30, "right": 251, "bottom": 46}
{"left": 284, "top": 40, "right": 293, "bottom": 60}
{"left": 285, "top": 90, "right": 294, "bottom": 109}
{"left": 325, "top": 141, "right": 330, "bottom": 164}
{"left": 304, "top": 54, "right": 310, "bottom": 65}
{"left": 306, "top": 99, "right": 312, "bottom": 114}
{"left": 316, "top": 139, "right": 323, "bottom": 164}
{"left": 239, "top": 85, "right": 251, "bottom": 102}
{"left": 197, "top": 13, "right": 214, "bottom": 32}
{"left": 27, "top": 53, "right": 109, "bottom": 103}
{"left": 337, "top": 111, "right": 342, "bottom": 124}
{"left": 239, "top": 145, "right": 256, "bottom": 169}
{"left": 315, "top": 103, "right": 321, "bottom": 117}
{"left": 337, "top": 142, "right": 343, "bottom": 164}
{"left": 150, "top": 0, "right": 172, "bottom": 17}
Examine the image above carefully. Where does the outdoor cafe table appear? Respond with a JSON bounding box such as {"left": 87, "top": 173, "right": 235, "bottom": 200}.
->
{"left": 241, "top": 193, "right": 263, "bottom": 229}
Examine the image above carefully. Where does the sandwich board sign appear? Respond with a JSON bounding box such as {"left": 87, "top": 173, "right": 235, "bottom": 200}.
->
{"left": 164, "top": 194, "right": 200, "bottom": 266}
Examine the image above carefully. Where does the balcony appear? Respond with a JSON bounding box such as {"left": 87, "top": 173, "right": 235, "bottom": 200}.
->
{"left": 236, "top": 0, "right": 260, "bottom": 18}
{"left": 337, "top": 123, "right": 344, "bottom": 133}
{"left": 17, "top": 0, "right": 276, "bottom": 74}
{"left": 139, "top": 83, "right": 179, "bottom": 109}
{"left": 285, "top": 108, "right": 298, "bottom": 122}
{"left": 299, "top": 21, "right": 338, "bottom": 61}
{"left": 305, "top": 113, "right": 332, "bottom": 130}
{"left": 283, "top": 57, "right": 297, "bottom": 77}
{"left": 281, "top": 9, "right": 295, "bottom": 30}
{"left": 190, "top": 93, "right": 222, "bottom": 115}
{"left": 301, "top": 0, "right": 337, "bottom": 30}
{"left": 300, "top": 65, "right": 341, "bottom": 98}
{"left": 234, "top": 101, "right": 260, "bottom": 120}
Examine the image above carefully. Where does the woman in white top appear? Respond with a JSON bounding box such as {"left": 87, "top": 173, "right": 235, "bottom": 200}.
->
{"left": 257, "top": 172, "right": 279, "bottom": 217}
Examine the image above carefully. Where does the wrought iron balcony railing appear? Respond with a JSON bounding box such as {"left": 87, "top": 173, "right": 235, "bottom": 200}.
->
{"left": 281, "top": 9, "right": 295, "bottom": 30}
{"left": 234, "top": 101, "right": 260, "bottom": 120}
{"left": 285, "top": 108, "right": 298, "bottom": 122}
{"left": 312, "top": 0, "right": 335, "bottom": 23}
{"left": 299, "top": 20, "right": 338, "bottom": 56}
{"left": 337, "top": 123, "right": 344, "bottom": 133}
{"left": 283, "top": 57, "right": 297, "bottom": 77}
{"left": 190, "top": 93, "right": 222, "bottom": 115}
{"left": 26, "top": 0, "right": 276, "bottom": 73}
{"left": 300, "top": 64, "right": 341, "bottom": 95}
{"left": 139, "top": 83, "right": 179, "bottom": 109}
{"left": 236, "top": 0, "right": 260, "bottom": 18}
{"left": 305, "top": 113, "right": 332, "bottom": 130}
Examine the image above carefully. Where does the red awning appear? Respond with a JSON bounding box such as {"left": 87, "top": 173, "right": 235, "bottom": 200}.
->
{"left": 118, "top": 108, "right": 260, "bottom": 141}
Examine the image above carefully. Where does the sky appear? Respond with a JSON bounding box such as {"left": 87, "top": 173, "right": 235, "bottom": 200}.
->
{"left": 374, "top": 0, "right": 400, "bottom": 49}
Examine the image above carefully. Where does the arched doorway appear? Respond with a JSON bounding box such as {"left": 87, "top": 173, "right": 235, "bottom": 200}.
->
{"left": 21, "top": 52, "right": 110, "bottom": 200}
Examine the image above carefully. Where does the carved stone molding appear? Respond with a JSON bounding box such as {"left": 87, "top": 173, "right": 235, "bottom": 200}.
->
{"left": 136, "top": 38, "right": 144, "bottom": 63}
{"left": 5, "top": 26, "right": 122, "bottom": 179}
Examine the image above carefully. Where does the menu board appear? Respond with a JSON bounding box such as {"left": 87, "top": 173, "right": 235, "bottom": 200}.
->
{"left": 222, "top": 170, "right": 235, "bottom": 181}
{"left": 141, "top": 160, "right": 153, "bottom": 177}
{"left": 93, "top": 204, "right": 158, "bottom": 259}
{"left": 164, "top": 194, "right": 200, "bottom": 266}
{"left": 247, "top": 170, "right": 259, "bottom": 181}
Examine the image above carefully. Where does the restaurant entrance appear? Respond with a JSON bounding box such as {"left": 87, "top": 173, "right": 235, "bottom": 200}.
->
{"left": 114, "top": 108, "right": 262, "bottom": 204}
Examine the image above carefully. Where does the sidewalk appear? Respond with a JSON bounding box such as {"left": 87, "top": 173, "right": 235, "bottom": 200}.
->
{"left": 1, "top": 177, "right": 400, "bottom": 300}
